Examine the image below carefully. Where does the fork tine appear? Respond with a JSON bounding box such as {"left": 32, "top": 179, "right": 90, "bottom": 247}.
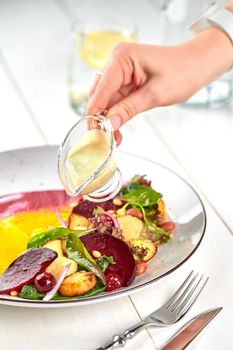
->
{"left": 167, "top": 272, "right": 200, "bottom": 311}
{"left": 163, "top": 271, "right": 195, "bottom": 309}
{"left": 176, "top": 276, "right": 209, "bottom": 318}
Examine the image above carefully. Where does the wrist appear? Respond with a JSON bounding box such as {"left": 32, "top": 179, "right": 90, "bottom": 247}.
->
{"left": 188, "top": 27, "right": 233, "bottom": 86}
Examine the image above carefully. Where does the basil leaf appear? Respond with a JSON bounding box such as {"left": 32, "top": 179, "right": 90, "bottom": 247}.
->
{"left": 27, "top": 227, "right": 88, "bottom": 249}
{"left": 66, "top": 233, "right": 106, "bottom": 285}
{"left": 96, "top": 255, "right": 115, "bottom": 272}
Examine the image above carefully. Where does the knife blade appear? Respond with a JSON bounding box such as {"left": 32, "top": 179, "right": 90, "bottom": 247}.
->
{"left": 161, "top": 307, "right": 222, "bottom": 350}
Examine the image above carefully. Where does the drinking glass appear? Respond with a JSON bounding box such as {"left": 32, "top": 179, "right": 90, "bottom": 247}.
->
{"left": 57, "top": 114, "right": 122, "bottom": 202}
{"left": 68, "top": 19, "right": 137, "bottom": 116}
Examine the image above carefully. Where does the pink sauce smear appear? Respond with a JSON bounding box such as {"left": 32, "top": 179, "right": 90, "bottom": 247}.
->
{"left": 0, "top": 190, "right": 75, "bottom": 219}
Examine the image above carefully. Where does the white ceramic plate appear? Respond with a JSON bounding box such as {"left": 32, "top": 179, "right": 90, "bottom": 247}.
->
{"left": 0, "top": 146, "right": 206, "bottom": 308}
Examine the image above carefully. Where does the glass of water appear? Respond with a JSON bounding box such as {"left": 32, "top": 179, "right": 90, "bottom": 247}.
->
{"left": 68, "top": 18, "right": 137, "bottom": 116}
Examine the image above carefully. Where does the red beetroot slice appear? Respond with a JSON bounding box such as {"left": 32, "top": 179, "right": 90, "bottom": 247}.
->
{"left": 81, "top": 233, "right": 135, "bottom": 287}
{"left": 0, "top": 248, "right": 58, "bottom": 294}
{"left": 72, "top": 199, "right": 121, "bottom": 219}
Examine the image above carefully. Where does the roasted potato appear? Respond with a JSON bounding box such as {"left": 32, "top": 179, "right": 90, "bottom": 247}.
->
{"left": 42, "top": 239, "right": 63, "bottom": 257}
{"left": 59, "top": 271, "right": 97, "bottom": 297}
{"left": 46, "top": 256, "right": 77, "bottom": 281}
{"left": 117, "top": 215, "right": 144, "bottom": 241}
{"left": 130, "top": 239, "right": 157, "bottom": 262}
{"left": 68, "top": 213, "right": 90, "bottom": 229}
{"left": 157, "top": 199, "right": 166, "bottom": 219}
{"left": 61, "top": 239, "right": 67, "bottom": 255}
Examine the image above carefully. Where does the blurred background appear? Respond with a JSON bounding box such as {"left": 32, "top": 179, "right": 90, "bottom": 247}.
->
{"left": 0, "top": 0, "right": 232, "bottom": 151}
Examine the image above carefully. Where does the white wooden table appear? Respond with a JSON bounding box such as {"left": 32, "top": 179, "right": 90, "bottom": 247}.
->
{"left": 0, "top": 1, "right": 233, "bottom": 349}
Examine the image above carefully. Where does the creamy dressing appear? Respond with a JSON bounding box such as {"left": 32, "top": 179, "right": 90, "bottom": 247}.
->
{"left": 65, "top": 129, "right": 116, "bottom": 195}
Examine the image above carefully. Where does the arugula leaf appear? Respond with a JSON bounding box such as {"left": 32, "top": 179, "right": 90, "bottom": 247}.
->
{"left": 96, "top": 255, "right": 115, "bottom": 272}
{"left": 148, "top": 223, "right": 170, "bottom": 243}
{"left": 66, "top": 233, "right": 106, "bottom": 285}
{"left": 121, "top": 182, "right": 162, "bottom": 207}
{"left": 27, "top": 227, "right": 89, "bottom": 249}
{"left": 119, "top": 176, "right": 170, "bottom": 242}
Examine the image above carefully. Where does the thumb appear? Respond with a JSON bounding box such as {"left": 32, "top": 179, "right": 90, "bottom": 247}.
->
{"left": 107, "top": 83, "right": 157, "bottom": 130}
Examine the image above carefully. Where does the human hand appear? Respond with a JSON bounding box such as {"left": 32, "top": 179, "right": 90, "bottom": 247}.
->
{"left": 87, "top": 28, "right": 233, "bottom": 144}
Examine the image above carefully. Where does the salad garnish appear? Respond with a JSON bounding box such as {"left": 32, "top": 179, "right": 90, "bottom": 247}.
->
{"left": 0, "top": 175, "right": 175, "bottom": 301}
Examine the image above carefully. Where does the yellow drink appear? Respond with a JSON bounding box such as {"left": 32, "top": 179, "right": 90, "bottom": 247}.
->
{"left": 70, "top": 21, "right": 137, "bottom": 115}
{"left": 79, "top": 30, "right": 137, "bottom": 70}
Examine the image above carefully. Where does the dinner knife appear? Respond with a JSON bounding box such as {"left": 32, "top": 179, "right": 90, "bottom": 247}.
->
{"left": 96, "top": 307, "right": 222, "bottom": 350}
{"left": 161, "top": 307, "right": 222, "bottom": 350}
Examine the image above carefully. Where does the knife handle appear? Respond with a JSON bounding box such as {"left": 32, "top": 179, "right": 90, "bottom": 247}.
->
{"left": 95, "top": 321, "right": 148, "bottom": 349}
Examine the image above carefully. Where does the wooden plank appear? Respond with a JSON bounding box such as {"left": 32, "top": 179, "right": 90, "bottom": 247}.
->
{"left": 146, "top": 107, "right": 233, "bottom": 232}
{"left": 0, "top": 297, "right": 155, "bottom": 350}
{"left": 0, "top": 0, "right": 76, "bottom": 144}
{"left": 0, "top": 55, "right": 45, "bottom": 152}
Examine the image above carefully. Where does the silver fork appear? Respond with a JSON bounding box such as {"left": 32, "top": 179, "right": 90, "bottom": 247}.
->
{"left": 96, "top": 271, "right": 208, "bottom": 350}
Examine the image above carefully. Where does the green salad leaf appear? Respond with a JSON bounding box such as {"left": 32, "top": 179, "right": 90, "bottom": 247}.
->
{"left": 19, "top": 283, "right": 105, "bottom": 301}
{"left": 53, "top": 282, "right": 105, "bottom": 300}
{"left": 121, "top": 182, "right": 162, "bottom": 207}
{"left": 96, "top": 255, "right": 115, "bottom": 272}
{"left": 148, "top": 222, "right": 170, "bottom": 242}
{"left": 66, "top": 233, "right": 106, "bottom": 285}
{"left": 27, "top": 227, "right": 89, "bottom": 249}
{"left": 19, "top": 285, "right": 44, "bottom": 300}
{"left": 119, "top": 176, "right": 170, "bottom": 243}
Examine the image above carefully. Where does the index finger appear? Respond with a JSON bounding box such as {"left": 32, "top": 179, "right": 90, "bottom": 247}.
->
{"left": 87, "top": 60, "right": 124, "bottom": 115}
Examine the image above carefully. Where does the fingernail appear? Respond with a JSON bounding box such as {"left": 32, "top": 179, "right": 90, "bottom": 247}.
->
{"left": 109, "top": 115, "right": 122, "bottom": 130}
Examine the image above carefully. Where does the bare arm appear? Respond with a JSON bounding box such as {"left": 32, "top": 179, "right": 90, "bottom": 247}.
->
{"left": 87, "top": 1, "right": 233, "bottom": 140}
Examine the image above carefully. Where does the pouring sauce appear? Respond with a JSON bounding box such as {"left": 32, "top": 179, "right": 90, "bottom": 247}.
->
{"left": 66, "top": 129, "right": 116, "bottom": 195}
